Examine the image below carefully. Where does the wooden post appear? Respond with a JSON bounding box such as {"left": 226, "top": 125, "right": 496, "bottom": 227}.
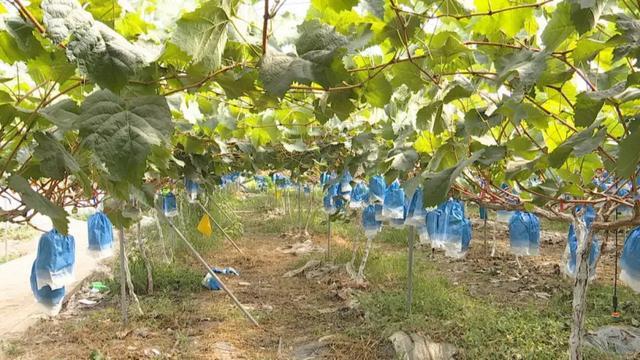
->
{"left": 118, "top": 227, "right": 128, "bottom": 325}
{"left": 164, "top": 217, "right": 259, "bottom": 326}
{"left": 407, "top": 225, "right": 415, "bottom": 315}
{"left": 569, "top": 219, "right": 593, "bottom": 360}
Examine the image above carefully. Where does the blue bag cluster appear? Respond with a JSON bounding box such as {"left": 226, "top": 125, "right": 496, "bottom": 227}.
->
{"left": 369, "top": 175, "right": 386, "bottom": 204}
{"left": 620, "top": 226, "right": 640, "bottom": 293}
{"left": 221, "top": 172, "right": 241, "bottom": 187}
{"left": 30, "top": 229, "right": 76, "bottom": 313}
{"left": 349, "top": 182, "right": 369, "bottom": 209}
{"left": 162, "top": 191, "right": 178, "bottom": 217}
{"left": 272, "top": 172, "right": 292, "bottom": 189}
{"left": 564, "top": 206, "right": 601, "bottom": 280}
{"left": 406, "top": 187, "right": 426, "bottom": 227}
{"left": 87, "top": 212, "right": 114, "bottom": 259}
{"left": 184, "top": 178, "right": 199, "bottom": 203}
{"left": 254, "top": 175, "right": 268, "bottom": 191}
{"left": 339, "top": 171, "right": 353, "bottom": 201}
{"left": 362, "top": 204, "right": 382, "bottom": 237}
{"left": 429, "top": 199, "right": 472, "bottom": 258}
{"left": 382, "top": 180, "right": 405, "bottom": 221}
{"left": 323, "top": 183, "right": 340, "bottom": 215}
{"left": 508, "top": 211, "right": 540, "bottom": 256}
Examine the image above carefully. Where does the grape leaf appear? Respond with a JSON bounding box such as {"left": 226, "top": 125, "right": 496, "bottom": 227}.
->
{"left": 8, "top": 174, "right": 68, "bottom": 234}
{"left": 75, "top": 90, "right": 173, "bottom": 182}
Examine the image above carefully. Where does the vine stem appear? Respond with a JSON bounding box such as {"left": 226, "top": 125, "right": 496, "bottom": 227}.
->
{"left": 12, "top": 0, "right": 45, "bottom": 34}
{"left": 262, "top": 0, "right": 270, "bottom": 56}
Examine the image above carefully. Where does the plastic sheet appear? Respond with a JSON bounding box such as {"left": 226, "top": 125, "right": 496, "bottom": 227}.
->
{"left": 508, "top": 211, "right": 540, "bottom": 256}
{"left": 33, "top": 229, "right": 75, "bottom": 292}
{"left": 369, "top": 175, "right": 386, "bottom": 204}
{"left": 349, "top": 182, "right": 369, "bottom": 209}
{"left": 620, "top": 226, "right": 640, "bottom": 293}
{"left": 362, "top": 204, "right": 382, "bottom": 237}
{"left": 382, "top": 179, "right": 405, "bottom": 220}
{"left": 406, "top": 187, "right": 426, "bottom": 226}
{"left": 87, "top": 212, "right": 114, "bottom": 259}
{"left": 564, "top": 206, "right": 600, "bottom": 280}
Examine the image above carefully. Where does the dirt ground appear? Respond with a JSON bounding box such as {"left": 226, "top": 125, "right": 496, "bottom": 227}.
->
{"left": 4, "top": 213, "right": 625, "bottom": 359}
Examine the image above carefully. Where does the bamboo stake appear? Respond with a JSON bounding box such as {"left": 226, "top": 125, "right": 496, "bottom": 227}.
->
{"left": 407, "top": 226, "right": 415, "bottom": 315}
{"left": 118, "top": 227, "right": 128, "bottom": 325}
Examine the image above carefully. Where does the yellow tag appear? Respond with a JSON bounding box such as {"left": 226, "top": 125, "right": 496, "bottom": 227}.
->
{"left": 197, "top": 214, "right": 213, "bottom": 237}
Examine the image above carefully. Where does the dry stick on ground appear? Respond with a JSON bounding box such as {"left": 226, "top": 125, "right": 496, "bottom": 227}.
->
{"left": 137, "top": 222, "right": 154, "bottom": 294}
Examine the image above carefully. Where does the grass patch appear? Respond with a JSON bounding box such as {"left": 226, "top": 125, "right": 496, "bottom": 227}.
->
{"left": 352, "top": 249, "right": 639, "bottom": 359}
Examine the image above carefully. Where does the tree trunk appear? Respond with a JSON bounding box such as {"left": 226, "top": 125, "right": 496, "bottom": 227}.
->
{"left": 569, "top": 219, "right": 593, "bottom": 360}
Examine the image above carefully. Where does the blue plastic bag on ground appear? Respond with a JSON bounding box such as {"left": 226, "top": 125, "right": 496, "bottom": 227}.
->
{"left": 620, "top": 226, "right": 640, "bottom": 293}
{"left": 440, "top": 199, "right": 472, "bottom": 258}
{"left": 30, "top": 262, "right": 65, "bottom": 314}
{"left": 87, "top": 212, "right": 114, "bottom": 259}
{"left": 362, "top": 204, "right": 382, "bottom": 237}
{"left": 33, "top": 229, "right": 75, "bottom": 292}
{"left": 202, "top": 267, "right": 239, "bottom": 291}
{"left": 508, "top": 211, "right": 540, "bottom": 256}
{"left": 369, "top": 175, "right": 386, "bottom": 204}
{"left": 350, "top": 182, "right": 369, "bottom": 209}
{"left": 564, "top": 206, "right": 600, "bottom": 280}
{"left": 382, "top": 180, "right": 405, "bottom": 220}
{"left": 406, "top": 187, "right": 426, "bottom": 226}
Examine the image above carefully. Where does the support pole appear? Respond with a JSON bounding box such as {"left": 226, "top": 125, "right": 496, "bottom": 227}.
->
{"left": 407, "top": 225, "right": 415, "bottom": 315}
{"left": 569, "top": 219, "right": 593, "bottom": 360}
{"left": 118, "top": 227, "right": 128, "bottom": 326}
{"left": 197, "top": 202, "right": 244, "bottom": 254}
{"left": 164, "top": 217, "right": 259, "bottom": 326}
{"left": 484, "top": 216, "right": 488, "bottom": 257}
{"left": 297, "top": 184, "right": 302, "bottom": 233}
{"left": 327, "top": 214, "right": 332, "bottom": 262}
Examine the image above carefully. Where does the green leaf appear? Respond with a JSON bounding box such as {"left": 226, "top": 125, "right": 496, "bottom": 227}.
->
{"left": 8, "top": 174, "right": 68, "bottom": 234}
{"left": 0, "top": 32, "right": 26, "bottom": 64}
{"left": 476, "top": 145, "right": 506, "bottom": 166}
{"left": 296, "top": 19, "right": 348, "bottom": 56}
{"left": 390, "top": 61, "right": 424, "bottom": 92}
{"left": 417, "top": 101, "right": 445, "bottom": 134}
{"left": 574, "top": 92, "right": 604, "bottom": 127}
{"left": 76, "top": 90, "right": 173, "bottom": 182}
{"left": 259, "top": 52, "right": 316, "bottom": 97}
{"left": 42, "top": 0, "right": 146, "bottom": 91}
{"left": 40, "top": 99, "right": 81, "bottom": 131}
{"left": 33, "top": 132, "right": 81, "bottom": 179}
{"left": 216, "top": 68, "right": 258, "bottom": 99}
{"left": 443, "top": 79, "right": 474, "bottom": 103}
{"left": 171, "top": 0, "right": 230, "bottom": 72}
{"left": 570, "top": 0, "right": 607, "bottom": 35}
{"left": 82, "top": 0, "right": 122, "bottom": 24}
{"left": 5, "top": 17, "right": 44, "bottom": 58}
{"left": 496, "top": 50, "right": 547, "bottom": 90}
{"left": 388, "top": 148, "right": 418, "bottom": 171}
{"left": 311, "top": 0, "right": 358, "bottom": 12}
{"left": 542, "top": 2, "right": 575, "bottom": 51}
{"left": 364, "top": 75, "right": 392, "bottom": 108}
{"left": 422, "top": 151, "right": 482, "bottom": 207}
{"left": 617, "top": 120, "right": 640, "bottom": 178}
{"left": 115, "top": 11, "right": 154, "bottom": 39}
{"left": 548, "top": 122, "right": 606, "bottom": 167}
